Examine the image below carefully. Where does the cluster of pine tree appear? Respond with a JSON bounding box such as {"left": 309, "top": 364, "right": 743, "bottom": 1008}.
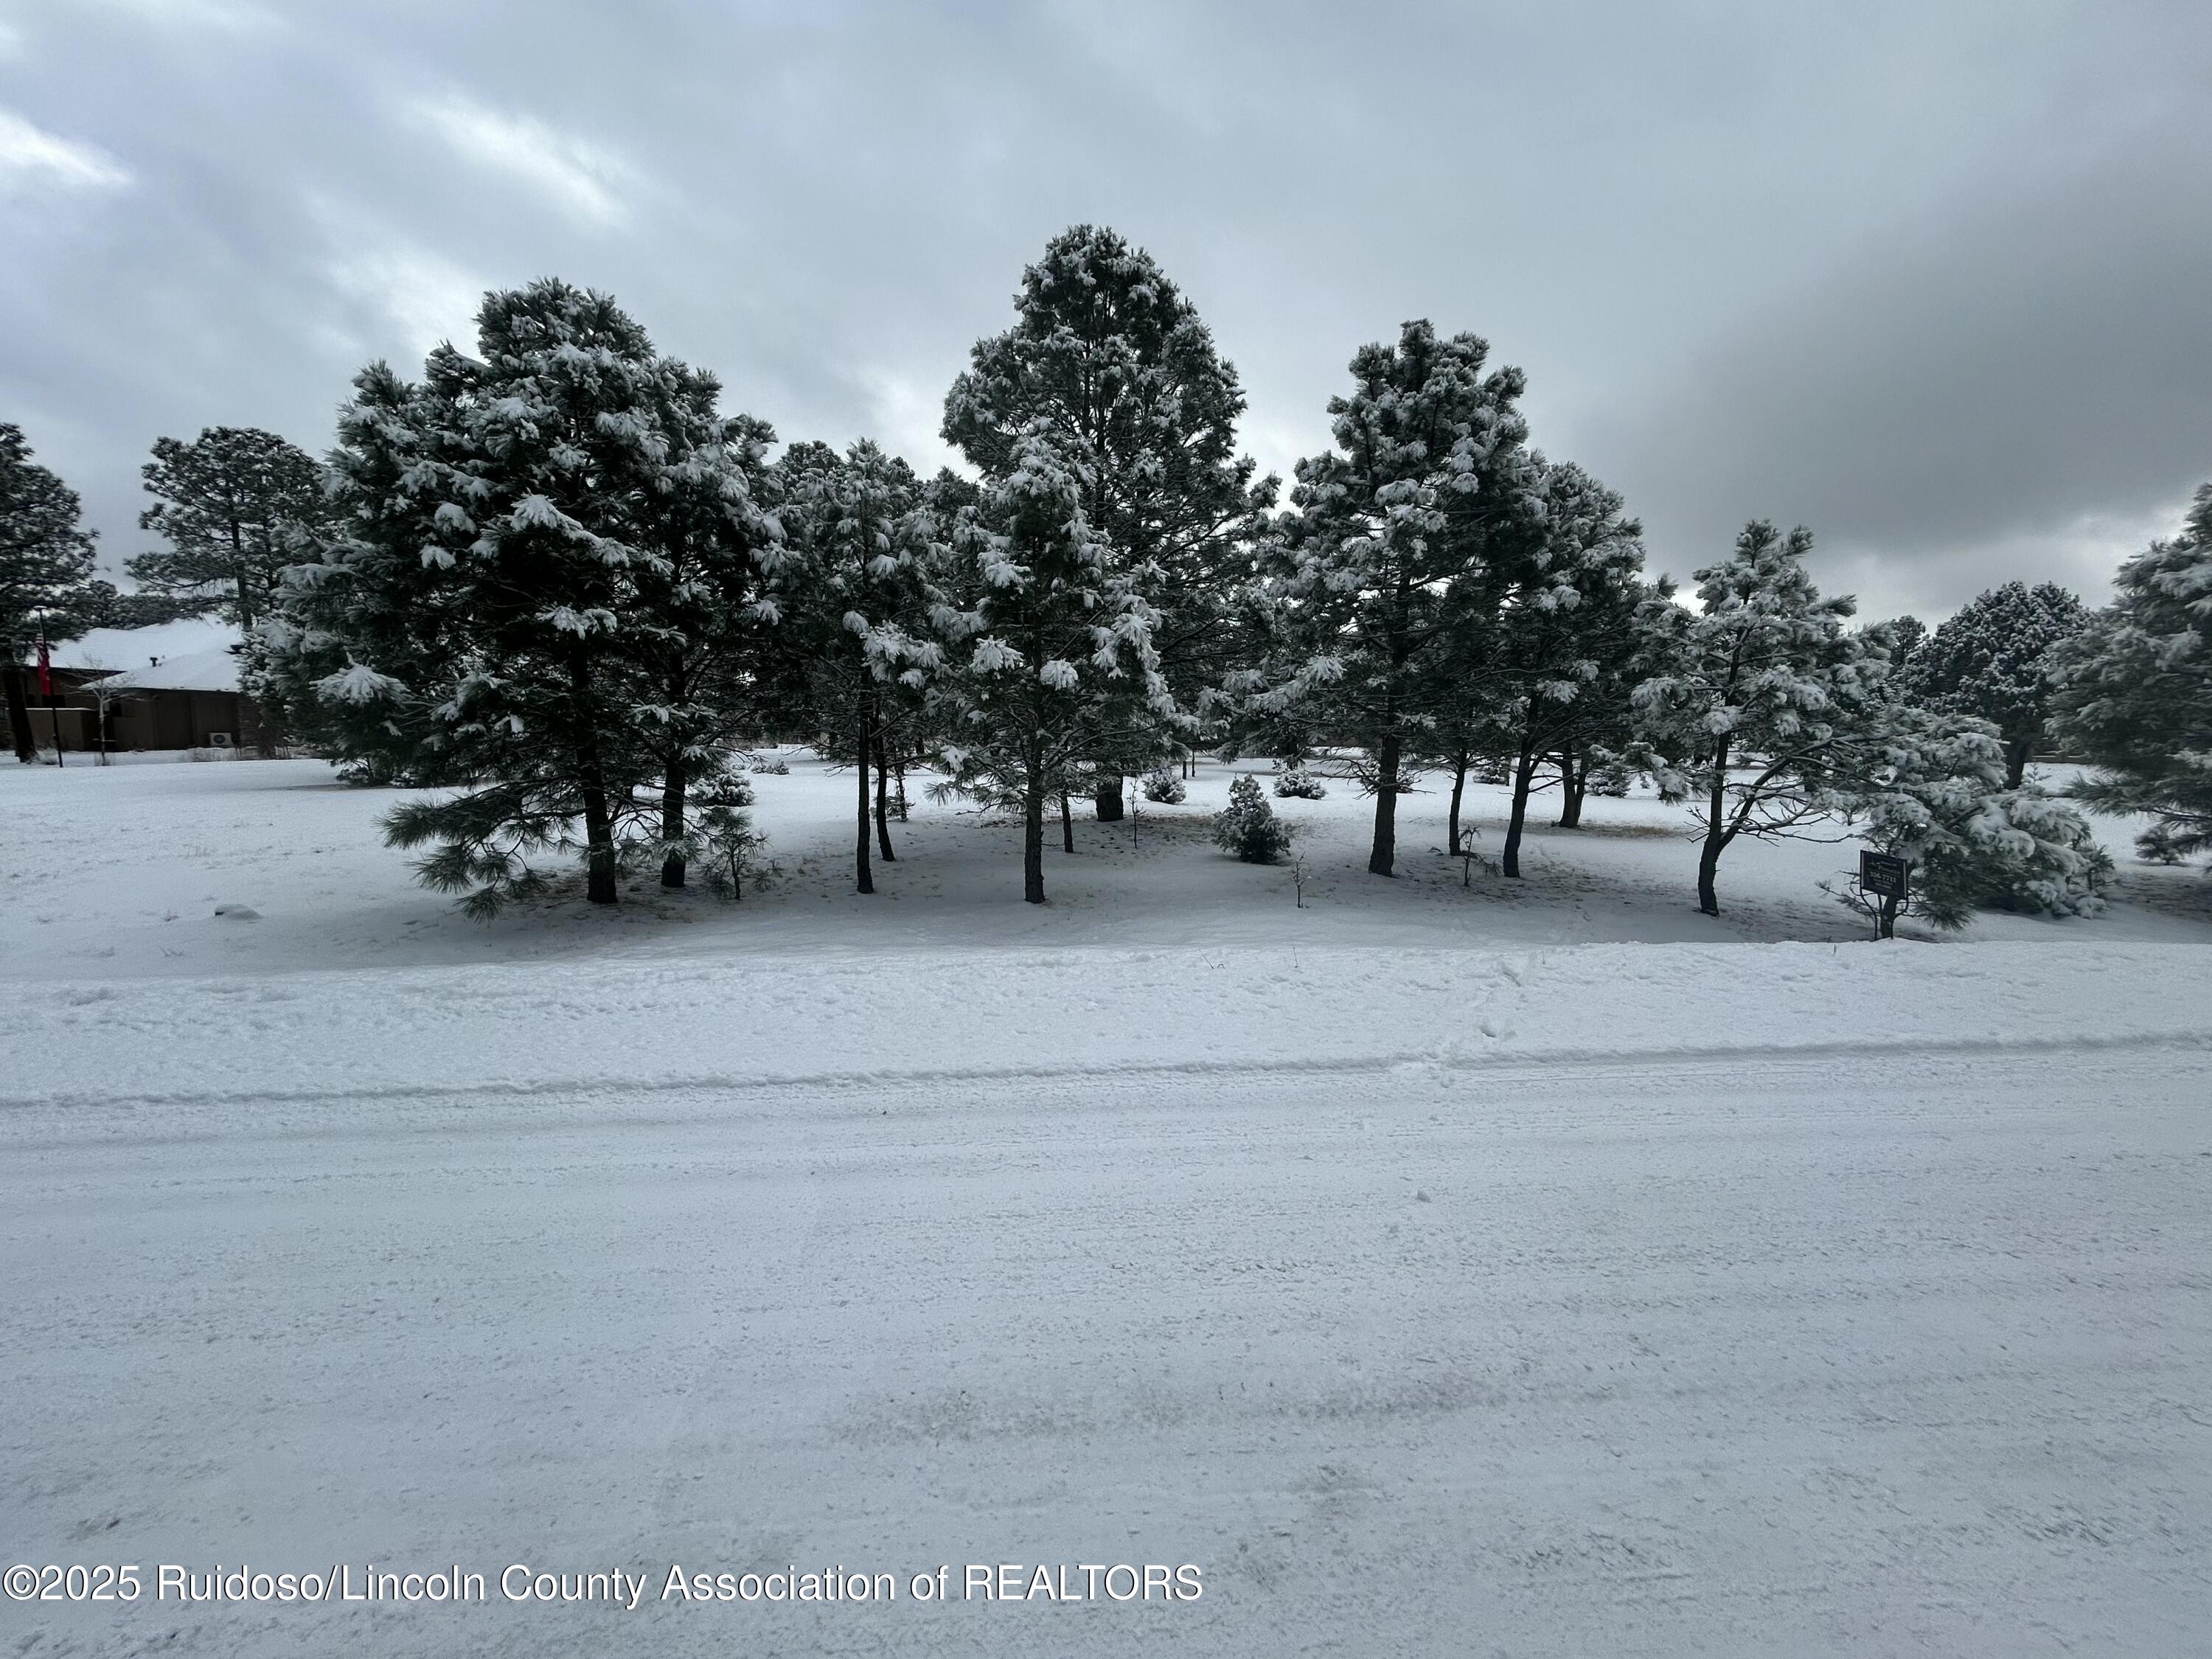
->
{"left": 10, "top": 225, "right": 2208, "bottom": 928}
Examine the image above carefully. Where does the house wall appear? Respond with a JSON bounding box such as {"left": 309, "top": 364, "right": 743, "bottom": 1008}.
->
{"left": 28, "top": 687, "right": 262, "bottom": 752}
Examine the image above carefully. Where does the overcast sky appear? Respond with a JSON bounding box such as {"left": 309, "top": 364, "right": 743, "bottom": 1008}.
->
{"left": 3, "top": 0, "right": 2207, "bottom": 620}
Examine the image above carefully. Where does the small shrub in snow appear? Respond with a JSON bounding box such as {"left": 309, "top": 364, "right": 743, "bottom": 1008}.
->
{"left": 1213, "top": 773, "right": 1293, "bottom": 863}
{"left": 1141, "top": 767, "right": 1186, "bottom": 804}
{"left": 1273, "top": 765, "right": 1326, "bottom": 799}
{"left": 749, "top": 755, "right": 790, "bottom": 775}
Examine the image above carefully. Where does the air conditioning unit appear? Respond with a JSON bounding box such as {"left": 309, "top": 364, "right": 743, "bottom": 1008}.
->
{"left": 208, "top": 731, "right": 234, "bottom": 748}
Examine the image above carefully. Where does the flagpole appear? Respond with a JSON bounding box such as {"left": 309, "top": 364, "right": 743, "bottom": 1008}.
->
{"left": 36, "top": 630, "right": 62, "bottom": 768}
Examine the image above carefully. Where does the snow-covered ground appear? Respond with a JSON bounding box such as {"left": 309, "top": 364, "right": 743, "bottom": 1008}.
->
{"left": 2, "top": 755, "right": 2208, "bottom": 1655}
{"left": 4, "top": 751, "right": 2207, "bottom": 983}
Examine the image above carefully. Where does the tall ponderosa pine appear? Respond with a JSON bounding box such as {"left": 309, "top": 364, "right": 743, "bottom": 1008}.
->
{"left": 1472, "top": 460, "right": 1658, "bottom": 878}
{"left": 1906, "top": 580, "right": 2087, "bottom": 787}
{"left": 925, "top": 433, "right": 1167, "bottom": 902}
{"left": 1239, "top": 321, "right": 1540, "bottom": 877}
{"left": 2051, "top": 484, "right": 2212, "bottom": 869}
{"left": 943, "top": 224, "right": 1266, "bottom": 818}
{"left": 1, "top": 423, "right": 111, "bottom": 762}
{"left": 619, "top": 397, "right": 780, "bottom": 891}
{"left": 262, "top": 279, "right": 775, "bottom": 912}
{"left": 129, "top": 426, "right": 331, "bottom": 630}
{"left": 771, "top": 439, "right": 938, "bottom": 893}
{"left": 1633, "top": 521, "right": 1888, "bottom": 915}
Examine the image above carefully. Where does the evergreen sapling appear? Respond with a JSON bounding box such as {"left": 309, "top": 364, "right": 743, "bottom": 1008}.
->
{"left": 1213, "top": 771, "right": 1293, "bottom": 863}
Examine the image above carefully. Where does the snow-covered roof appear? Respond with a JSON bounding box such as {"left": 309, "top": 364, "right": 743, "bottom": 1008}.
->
{"left": 99, "top": 647, "right": 243, "bottom": 693}
{"left": 53, "top": 619, "right": 244, "bottom": 692}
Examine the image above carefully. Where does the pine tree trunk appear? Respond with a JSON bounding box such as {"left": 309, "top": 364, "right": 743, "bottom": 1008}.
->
{"left": 1501, "top": 744, "right": 1537, "bottom": 878}
{"left": 1556, "top": 747, "right": 1587, "bottom": 829}
{"left": 872, "top": 725, "right": 896, "bottom": 860}
{"left": 1060, "top": 793, "right": 1074, "bottom": 852}
{"left": 1697, "top": 745, "right": 1729, "bottom": 916}
{"left": 1447, "top": 756, "right": 1468, "bottom": 856}
{"left": 1094, "top": 776, "right": 1124, "bottom": 821}
{"left": 855, "top": 708, "right": 874, "bottom": 895}
{"left": 4, "top": 665, "right": 34, "bottom": 764}
{"left": 1023, "top": 748, "right": 1047, "bottom": 904}
{"left": 2003, "top": 737, "right": 2029, "bottom": 791}
{"left": 567, "top": 648, "right": 619, "bottom": 904}
{"left": 1368, "top": 731, "right": 1401, "bottom": 877}
{"left": 659, "top": 754, "right": 686, "bottom": 888}
{"left": 581, "top": 783, "right": 618, "bottom": 905}
{"left": 893, "top": 759, "right": 908, "bottom": 821}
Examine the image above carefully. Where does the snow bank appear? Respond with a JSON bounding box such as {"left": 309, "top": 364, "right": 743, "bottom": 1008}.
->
{"left": 9, "top": 941, "right": 2207, "bottom": 1117}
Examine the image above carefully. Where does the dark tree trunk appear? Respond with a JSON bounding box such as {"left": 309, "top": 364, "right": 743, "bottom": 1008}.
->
{"left": 893, "top": 759, "right": 909, "bottom": 821}
{"left": 4, "top": 665, "right": 34, "bottom": 763}
{"left": 1697, "top": 744, "right": 1729, "bottom": 916}
{"left": 580, "top": 782, "right": 618, "bottom": 905}
{"left": 1447, "top": 756, "right": 1469, "bottom": 855}
{"left": 1094, "top": 776, "right": 1125, "bottom": 821}
{"left": 1368, "top": 731, "right": 1401, "bottom": 877}
{"left": 1501, "top": 744, "right": 1537, "bottom": 878}
{"left": 872, "top": 726, "right": 896, "bottom": 860}
{"left": 1555, "top": 747, "right": 1587, "bottom": 829}
{"left": 2003, "top": 737, "right": 2030, "bottom": 791}
{"left": 855, "top": 709, "right": 874, "bottom": 894}
{"left": 566, "top": 649, "right": 619, "bottom": 905}
{"left": 1060, "top": 793, "right": 1074, "bottom": 852}
{"left": 1023, "top": 751, "right": 1047, "bottom": 903}
{"left": 659, "top": 754, "right": 686, "bottom": 888}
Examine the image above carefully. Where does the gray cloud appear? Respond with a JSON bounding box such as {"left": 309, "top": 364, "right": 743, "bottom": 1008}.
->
{"left": 1576, "top": 101, "right": 2212, "bottom": 614}
{"left": 3, "top": 0, "right": 2208, "bottom": 621}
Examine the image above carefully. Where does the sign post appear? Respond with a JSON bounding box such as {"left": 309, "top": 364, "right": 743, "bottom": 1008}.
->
{"left": 1858, "top": 849, "right": 1910, "bottom": 939}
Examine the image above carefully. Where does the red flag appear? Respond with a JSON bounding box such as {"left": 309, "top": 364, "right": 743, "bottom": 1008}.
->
{"left": 35, "top": 635, "right": 52, "bottom": 698}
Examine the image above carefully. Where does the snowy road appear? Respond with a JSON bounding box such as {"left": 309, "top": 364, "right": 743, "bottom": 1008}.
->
{"left": 5, "top": 1041, "right": 2207, "bottom": 1656}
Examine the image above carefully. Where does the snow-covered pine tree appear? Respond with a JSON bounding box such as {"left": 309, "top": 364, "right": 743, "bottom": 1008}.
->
{"left": 1212, "top": 771, "right": 1292, "bottom": 863}
{"left": 1836, "top": 706, "right": 2110, "bottom": 936}
{"left": 924, "top": 430, "right": 1168, "bottom": 902}
{"left": 692, "top": 768, "right": 765, "bottom": 900}
{"left": 1464, "top": 459, "right": 1655, "bottom": 878}
{"left": 1906, "top": 581, "right": 2087, "bottom": 787}
{"left": 2050, "top": 484, "right": 2212, "bottom": 869}
{"left": 770, "top": 439, "right": 939, "bottom": 894}
{"left": 262, "top": 279, "right": 773, "bottom": 913}
{"left": 1885, "top": 613, "right": 1928, "bottom": 672}
{"left": 616, "top": 386, "right": 781, "bottom": 891}
{"left": 1545, "top": 598, "right": 1678, "bottom": 832}
{"left": 1, "top": 423, "right": 112, "bottom": 762}
{"left": 1632, "top": 521, "right": 1888, "bottom": 915}
{"left": 128, "top": 427, "right": 333, "bottom": 631}
{"left": 943, "top": 225, "right": 1269, "bottom": 820}
{"left": 1235, "top": 321, "right": 1542, "bottom": 877}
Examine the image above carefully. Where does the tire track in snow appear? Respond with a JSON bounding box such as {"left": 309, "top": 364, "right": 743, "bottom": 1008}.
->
{"left": 7, "top": 1026, "right": 2206, "bottom": 1121}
